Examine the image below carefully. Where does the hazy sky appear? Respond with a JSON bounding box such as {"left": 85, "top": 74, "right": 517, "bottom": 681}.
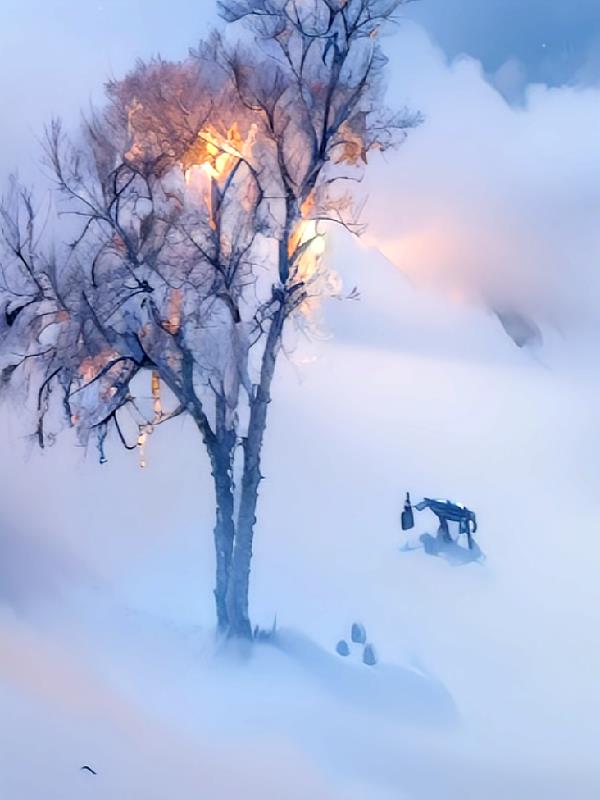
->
{"left": 1, "top": 0, "right": 599, "bottom": 179}
{"left": 1, "top": 0, "right": 599, "bottom": 327}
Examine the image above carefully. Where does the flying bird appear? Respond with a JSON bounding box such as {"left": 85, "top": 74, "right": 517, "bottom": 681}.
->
{"left": 80, "top": 766, "right": 97, "bottom": 775}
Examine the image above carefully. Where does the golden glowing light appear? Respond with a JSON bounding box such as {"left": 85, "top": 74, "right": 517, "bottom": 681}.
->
{"left": 182, "top": 124, "right": 244, "bottom": 184}
{"left": 137, "top": 369, "right": 165, "bottom": 469}
{"left": 151, "top": 371, "right": 162, "bottom": 419}
{"left": 79, "top": 349, "right": 118, "bottom": 384}
{"left": 291, "top": 219, "right": 326, "bottom": 283}
{"left": 165, "top": 288, "right": 183, "bottom": 335}
{"left": 137, "top": 426, "right": 150, "bottom": 469}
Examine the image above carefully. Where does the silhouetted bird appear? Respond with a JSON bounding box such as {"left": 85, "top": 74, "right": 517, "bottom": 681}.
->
{"left": 80, "top": 766, "right": 97, "bottom": 775}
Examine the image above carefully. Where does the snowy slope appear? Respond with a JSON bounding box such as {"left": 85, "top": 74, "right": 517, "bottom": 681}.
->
{"left": 1, "top": 239, "right": 600, "bottom": 799}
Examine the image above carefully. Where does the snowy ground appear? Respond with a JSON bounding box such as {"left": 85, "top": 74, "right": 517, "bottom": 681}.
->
{"left": 1, "top": 242, "right": 600, "bottom": 799}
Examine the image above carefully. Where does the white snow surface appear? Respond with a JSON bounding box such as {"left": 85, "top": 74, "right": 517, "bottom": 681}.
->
{"left": 1, "top": 239, "right": 599, "bottom": 799}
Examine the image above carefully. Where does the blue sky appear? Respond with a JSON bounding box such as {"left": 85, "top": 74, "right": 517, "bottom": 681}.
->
{"left": 408, "top": 0, "right": 600, "bottom": 84}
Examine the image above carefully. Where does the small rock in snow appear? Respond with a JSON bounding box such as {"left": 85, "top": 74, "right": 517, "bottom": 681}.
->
{"left": 351, "top": 623, "right": 367, "bottom": 644}
{"left": 363, "top": 643, "right": 378, "bottom": 666}
{"left": 336, "top": 639, "right": 350, "bottom": 656}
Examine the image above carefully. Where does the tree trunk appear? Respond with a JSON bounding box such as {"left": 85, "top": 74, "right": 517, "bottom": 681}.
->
{"left": 225, "top": 300, "right": 284, "bottom": 638}
{"left": 225, "top": 390, "right": 271, "bottom": 638}
{"left": 225, "top": 456, "right": 259, "bottom": 639}
{"left": 212, "top": 447, "right": 236, "bottom": 633}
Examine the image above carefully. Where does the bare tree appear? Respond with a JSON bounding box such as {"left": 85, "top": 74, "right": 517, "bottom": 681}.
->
{"left": 0, "top": 0, "right": 418, "bottom": 638}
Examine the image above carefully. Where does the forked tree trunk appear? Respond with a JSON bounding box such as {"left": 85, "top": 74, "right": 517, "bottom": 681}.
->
{"left": 225, "top": 404, "right": 268, "bottom": 639}
{"left": 224, "top": 302, "right": 285, "bottom": 638}
{"left": 210, "top": 385, "right": 238, "bottom": 633}
{"left": 212, "top": 460, "right": 236, "bottom": 632}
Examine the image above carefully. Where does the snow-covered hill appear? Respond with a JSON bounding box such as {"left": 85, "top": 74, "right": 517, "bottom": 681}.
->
{"left": 1, "top": 237, "right": 599, "bottom": 799}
